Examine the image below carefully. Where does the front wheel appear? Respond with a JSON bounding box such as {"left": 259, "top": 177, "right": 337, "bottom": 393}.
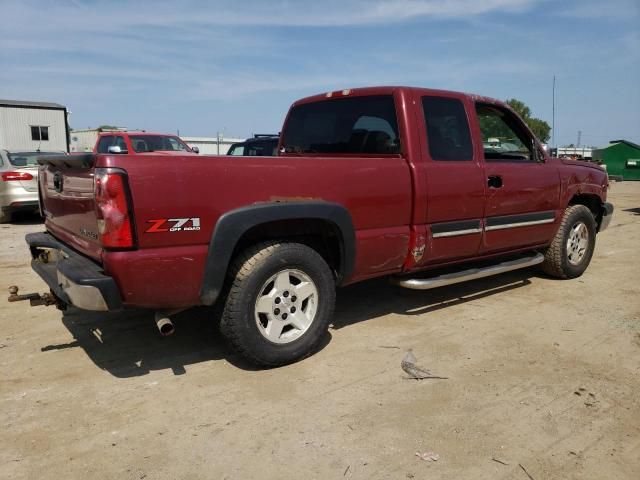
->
{"left": 220, "top": 241, "right": 336, "bottom": 367}
{"left": 541, "top": 205, "right": 597, "bottom": 279}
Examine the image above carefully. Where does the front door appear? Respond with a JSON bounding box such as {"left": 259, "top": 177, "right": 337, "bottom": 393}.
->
{"left": 416, "top": 94, "right": 486, "bottom": 265}
{"left": 473, "top": 103, "right": 560, "bottom": 254}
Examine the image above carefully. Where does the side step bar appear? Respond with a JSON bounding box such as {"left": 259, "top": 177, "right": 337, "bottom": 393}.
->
{"left": 392, "top": 253, "right": 544, "bottom": 290}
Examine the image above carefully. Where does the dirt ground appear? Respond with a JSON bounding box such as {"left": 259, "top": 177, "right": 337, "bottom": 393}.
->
{"left": 1, "top": 183, "right": 639, "bottom": 480}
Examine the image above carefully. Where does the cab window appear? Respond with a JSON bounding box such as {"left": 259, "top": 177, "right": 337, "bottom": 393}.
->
{"left": 476, "top": 103, "right": 534, "bottom": 162}
{"left": 422, "top": 96, "right": 473, "bottom": 161}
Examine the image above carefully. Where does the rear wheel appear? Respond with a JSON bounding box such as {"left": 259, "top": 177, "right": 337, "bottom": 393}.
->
{"left": 0, "top": 211, "right": 11, "bottom": 224}
{"left": 220, "top": 241, "right": 335, "bottom": 367}
{"left": 541, "top": 205, "right": 596, "bottom": 279}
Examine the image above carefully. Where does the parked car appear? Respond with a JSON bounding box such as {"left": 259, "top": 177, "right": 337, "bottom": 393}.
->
{"left": 14, "top": 86, "right": 613, "bottom": 367}
{"left": 227, "top": 134, "right": 279, "bottom": 156}
{"left": 94, "top": 131, "right": 199, "bottom": 155}
{"left": 0, "top": 150, "right": 65, "bottom": 223}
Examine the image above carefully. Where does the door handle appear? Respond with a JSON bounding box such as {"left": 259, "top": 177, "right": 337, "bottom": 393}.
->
{"left": 488, "top": 175, "right": 503, "bottom": 188}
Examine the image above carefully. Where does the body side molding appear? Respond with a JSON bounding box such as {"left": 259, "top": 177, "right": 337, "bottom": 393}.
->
{"left": 431, "top": 219, "right": 482, "bottom": 238}
{"left": 485, "top": 210, "right": 556, "bottom": 231}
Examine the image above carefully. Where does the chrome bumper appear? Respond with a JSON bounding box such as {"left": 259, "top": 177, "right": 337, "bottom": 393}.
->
{"left": 25, "top": 232, "right": 122, "bottom": 311}
{"left": 56, "top": 271, "right": 109, "bottom": 311}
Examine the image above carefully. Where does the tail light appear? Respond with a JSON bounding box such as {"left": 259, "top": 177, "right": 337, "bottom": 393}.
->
{"left": 94, "top": 168, "right": 135, "bottom": 249}
{"left": 2, "top": 171, "right": 34, "bottom": 181}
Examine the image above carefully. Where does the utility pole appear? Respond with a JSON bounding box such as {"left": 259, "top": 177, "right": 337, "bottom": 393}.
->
{"left": 577, "top": 130, "right": 582, "bottom": 148}
{"left": 552, "top": 75, "right": 556, "bottom": 149}
{"left": 216, "top": 131, "right": 222, "bottom": 155}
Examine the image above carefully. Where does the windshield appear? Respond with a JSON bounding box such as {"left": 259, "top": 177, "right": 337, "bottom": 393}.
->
{"left": 8, "top": 151, "right": 65, "bottom": 167}
{"left": 228, "top": 143, "right": 245, "bottom": 155}
{"left": 129, "top": 135, "right": 190, "bottom": 153}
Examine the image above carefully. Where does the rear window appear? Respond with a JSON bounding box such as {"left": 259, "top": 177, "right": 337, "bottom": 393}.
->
{"left": 281, "top": 95, "right": 400, "bottom": 155}
{"left": 227, "top": 139, "right": 278, "bottom": 156}
{"left": 246, "top": 139, "right": 278, "bottom": 156}
{"left": 7, "top": 152, "right": 64, "bottom": 166}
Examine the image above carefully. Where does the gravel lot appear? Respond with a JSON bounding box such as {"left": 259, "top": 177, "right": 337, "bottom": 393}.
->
{"left": 1, "top": 182, "right": 639, "bottom": 480}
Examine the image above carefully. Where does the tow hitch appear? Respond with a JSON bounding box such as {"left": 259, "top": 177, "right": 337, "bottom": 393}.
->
{"left": 8, "top": 286, "right": 67, "bottom": 310}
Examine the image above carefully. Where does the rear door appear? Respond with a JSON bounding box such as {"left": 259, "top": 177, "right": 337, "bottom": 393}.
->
{"left": 416, "top": 94, "right": 486, "bottom": 264}
{"left": 473, "top": 103, "right": 560, "bottom": 254}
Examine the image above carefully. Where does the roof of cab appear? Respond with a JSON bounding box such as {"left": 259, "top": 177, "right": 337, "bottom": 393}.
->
{"left": 291, "top": 86, "right": 506, "bottom": 109}
{"left": 97, "top": 131, "right": 179, "bottom": 137}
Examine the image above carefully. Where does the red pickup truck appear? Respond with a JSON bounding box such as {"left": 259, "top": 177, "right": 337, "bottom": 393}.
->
{"left": 15, "top": 86, "right": 613, "bottom": 366}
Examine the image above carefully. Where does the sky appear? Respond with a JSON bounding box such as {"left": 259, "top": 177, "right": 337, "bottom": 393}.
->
{"left": 1, "top": 0, "right": 638, "bottom": 147}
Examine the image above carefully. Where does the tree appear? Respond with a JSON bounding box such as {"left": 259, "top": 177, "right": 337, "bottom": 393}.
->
{"left": 97, "top": 124, "right": 120, "bottom": 130}
{"left": 505, "top": 99, "right": 551, "bottom": 143}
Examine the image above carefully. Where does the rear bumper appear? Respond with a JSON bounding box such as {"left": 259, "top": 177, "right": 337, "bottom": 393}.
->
{"left": 1, "top": 201, "right": 38, "bottom": 214}
{"left": 1, "top": 184, "right": 38, "bottom": 212}
{"left": 25, "top": 232, "right": 122, "bottom": 311}
{"left": 599, "top": 202, "right": 614, "bottom": 232}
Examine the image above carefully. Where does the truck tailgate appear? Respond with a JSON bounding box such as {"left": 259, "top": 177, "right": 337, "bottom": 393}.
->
{"left": 38, "top": 154, "right": 103, "bottom": 261}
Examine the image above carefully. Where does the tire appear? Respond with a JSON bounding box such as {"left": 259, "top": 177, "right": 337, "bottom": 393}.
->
{"left": 220, "top": 241, "right": 336, "bottom": 367}
{"left": 541, "top": 205, "right": 597, "bottom": 279}
{"left": 0, "top": 211, "right": 11, "bottom": 224}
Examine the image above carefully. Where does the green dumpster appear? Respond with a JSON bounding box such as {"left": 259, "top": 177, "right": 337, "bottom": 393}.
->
{"left": 592, "top": 140, "right": 640, "bottom": 181}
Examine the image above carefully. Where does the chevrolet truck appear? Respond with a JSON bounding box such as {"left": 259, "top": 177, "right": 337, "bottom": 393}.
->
{"left": 11, "top": 86, "right": 613, "bottom": 367}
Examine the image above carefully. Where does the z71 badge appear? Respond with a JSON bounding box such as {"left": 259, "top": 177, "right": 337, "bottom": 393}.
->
{"left": 145, "top": 217, "right": 201, "bottom": 233}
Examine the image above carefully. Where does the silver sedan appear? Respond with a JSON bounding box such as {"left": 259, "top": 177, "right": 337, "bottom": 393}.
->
{"left": 0, "top": 150, "right": 64, "bottom": 223}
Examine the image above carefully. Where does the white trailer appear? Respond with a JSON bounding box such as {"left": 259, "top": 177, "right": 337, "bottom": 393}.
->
{"left": 0, "top": 99, "right": 69, "bottom": 152}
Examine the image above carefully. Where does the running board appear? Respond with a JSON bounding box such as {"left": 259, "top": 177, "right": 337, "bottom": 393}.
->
{"left": 392, "top": 253, "right": 544, "bottom": 290}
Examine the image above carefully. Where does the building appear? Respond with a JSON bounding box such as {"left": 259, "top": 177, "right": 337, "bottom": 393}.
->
{"left": 182, "top": 136, "right": 244, "bottom": 155}
{"left": 0, "top": 99, "right": 69, "bottom": 152}
{"left": 592, "top": 140, "right": 640, "bottom": 181}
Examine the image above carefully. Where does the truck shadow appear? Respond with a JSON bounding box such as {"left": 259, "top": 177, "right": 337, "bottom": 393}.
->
{"left": 41, "top": 306, "right": 234, "bottom": 378}
{"left": 40, "top": 269, "right": 536, "bottom": 378}
{"left": 331, "top": 269, "right": 534, "bottom": 329}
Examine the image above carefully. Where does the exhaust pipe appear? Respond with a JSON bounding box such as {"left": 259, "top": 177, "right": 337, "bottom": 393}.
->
{"left": 154, "top": 311, "right": 175, "bottom": 336}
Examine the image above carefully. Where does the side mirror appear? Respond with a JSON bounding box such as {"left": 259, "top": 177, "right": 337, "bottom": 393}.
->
{"left": 107, "top": 145, "right": 127, "bottom": 154}
{"left": 191, "top": 146, "right": 199, "bottom": 154}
